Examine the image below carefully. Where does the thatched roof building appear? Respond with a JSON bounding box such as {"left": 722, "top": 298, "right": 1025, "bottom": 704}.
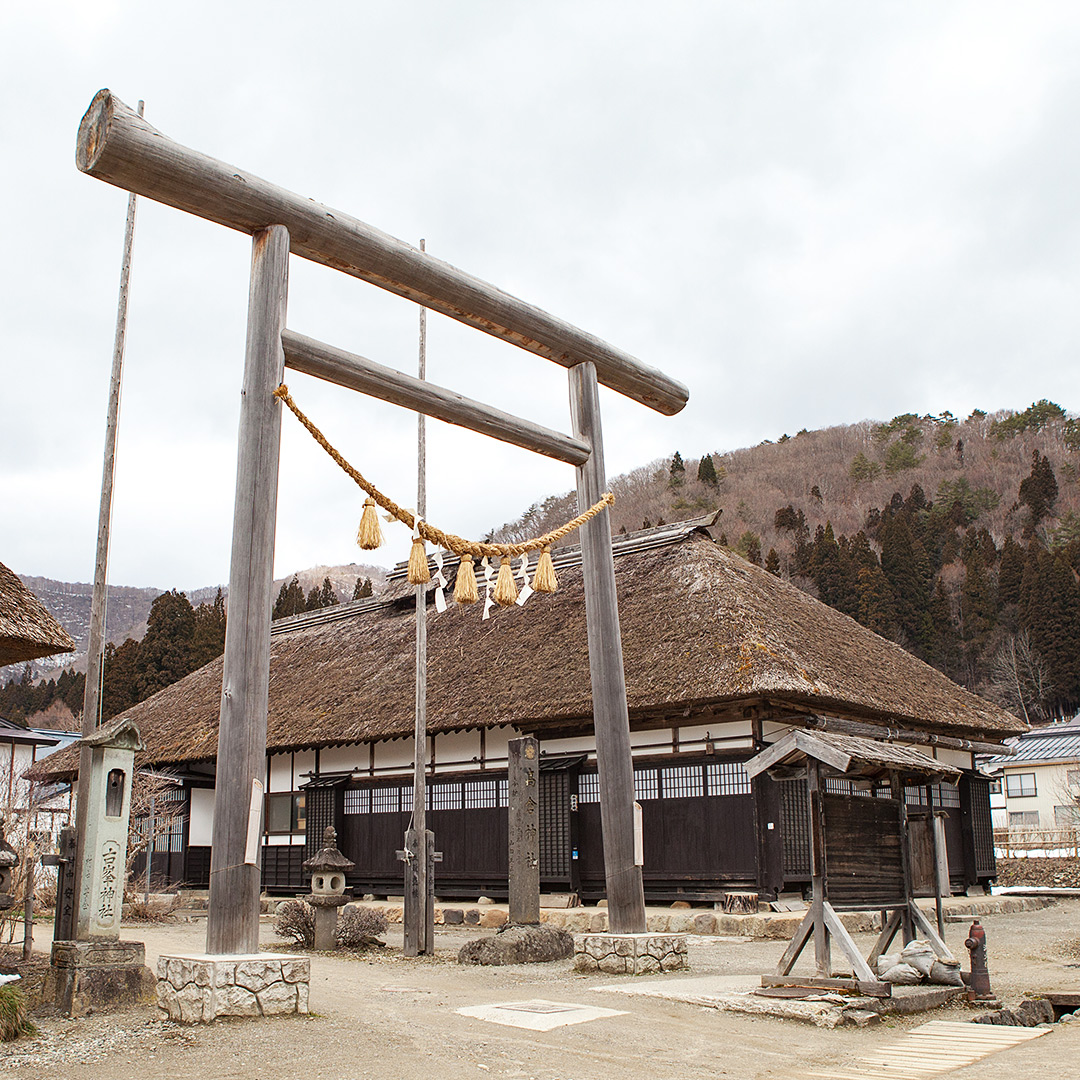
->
{"left": 0, "top": 560, "right": 75, "bottom": 667}
{"left": 31, "top": 519, "right": 1023, "bottom": 782}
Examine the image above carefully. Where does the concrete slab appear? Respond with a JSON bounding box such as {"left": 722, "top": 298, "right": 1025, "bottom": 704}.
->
{"left": 456, "top": 998, "right": 627, "bottom": 1031}
{"left": 593, "top": 975, "right": 966, "bottom": 1027}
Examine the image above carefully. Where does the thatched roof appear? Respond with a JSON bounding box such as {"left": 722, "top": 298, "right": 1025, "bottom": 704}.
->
{"left": 30, "top": 525, "right": 1025, "bottom": 781}
{"left": 0, "top": 561, "right": 75, "bottom": 666}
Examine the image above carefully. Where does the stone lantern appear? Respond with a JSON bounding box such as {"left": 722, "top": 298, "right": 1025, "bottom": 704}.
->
{"left": 302, "top": 826, "right": 354, "bottom": 950}
{"left": 0, "top": 814, "right": 18, "bottom": 911}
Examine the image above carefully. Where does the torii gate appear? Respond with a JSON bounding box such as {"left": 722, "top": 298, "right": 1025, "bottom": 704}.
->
{"left": 75, "top": 89, "right": 688, "bottom": 955}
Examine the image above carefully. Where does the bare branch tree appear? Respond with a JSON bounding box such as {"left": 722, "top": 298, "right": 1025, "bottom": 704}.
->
{"left": 986, "top": 630, "right": 1053, "bottom": 725}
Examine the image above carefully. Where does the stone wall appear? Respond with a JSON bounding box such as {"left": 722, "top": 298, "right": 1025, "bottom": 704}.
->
{"left": 157, "top": 953, "right": 310, "bottom": 1023}
{"left": 573, "top": 933, "right": 688, "bottom": 975}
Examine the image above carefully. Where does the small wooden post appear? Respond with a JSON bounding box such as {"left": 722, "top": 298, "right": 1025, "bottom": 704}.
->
{"left": 206, "top": 224, "right": 289, "bottom": 956}
{"left": 508, "top": 737, "right": 540, "bottom": 924}
{"left": 51, "top": 828, "right": 77, "bottom": 942}
{"left": 927, "top": 783, "right": 948, "bottom": 939}
{"left": 891, "top": 771, "right": 915, "bottom": 945}
{"left": 22, "top": 840, "right": 35, "bottom": 961}
{"left": 569, "top": 362, "right": 646, "bottom": 935}
{"left": 806, "top": 758, "right": 830, "bottom": 976}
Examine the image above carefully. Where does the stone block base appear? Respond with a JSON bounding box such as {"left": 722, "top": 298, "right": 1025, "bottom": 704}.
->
{"left": 156, "top": 953, "right": 310, "bottom": 1023}
{"left": 573, "top": 933, "right": 688, "bottom": 975}
{"left": 46, "top": 939, "right": 156, "bottom": 1017}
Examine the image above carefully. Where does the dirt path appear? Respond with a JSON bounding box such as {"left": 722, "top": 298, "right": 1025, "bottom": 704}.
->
{"left": 4, "top": 900, "right": 1080, "bottom": 1079}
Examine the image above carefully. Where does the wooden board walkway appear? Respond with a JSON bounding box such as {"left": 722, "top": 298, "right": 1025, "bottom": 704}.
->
{"left": 794, "top": 1020, "right": 1050, "bottom": 1080}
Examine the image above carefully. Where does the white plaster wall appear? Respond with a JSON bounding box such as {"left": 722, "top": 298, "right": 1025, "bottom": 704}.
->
{"left": 482, "top": 726, "right": 514, "bottom": 760}
{"left": 189, "top": 787, "right": 216, "bottom": 846}
{"left": 293, "top": 749, "right": 316, "bottom": 782}
{"left": 318, "top": 745, "right": 367, "bottom": 774}
{"left": 374, "top": 739, "right": 416, "bottom": 772}
{"left": 267, "top": 753, "right": 293, "bottom": 793}
{"left": 431, "top": 729, "right": 480, "bottom": 771}
{"left": 933, "top": 747, "right": 974, "bottom": 770}
{"left": 678, "top": 720, "right": 754, "bottom": 743}
{"left": 540, "top": 735, "right": 595, "bottom": 755}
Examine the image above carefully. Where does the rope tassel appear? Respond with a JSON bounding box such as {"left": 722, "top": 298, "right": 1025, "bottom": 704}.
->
{"left": 492, "top": 556, "right": 518, "bottom": 607}
{"left": 356, "top": 497, "right": 383, "bottom": 550}
{"left": 408, "top": 536, "right": 431, "bottom": 585}
{"left": 532, "top": 546, "right": 558, "bottom": 593}
{"left": 454, "top": 553, "right": 479, "bottom": 605}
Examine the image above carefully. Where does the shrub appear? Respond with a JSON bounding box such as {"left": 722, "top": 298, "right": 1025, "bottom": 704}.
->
{"left": 0, "top": 986, "right": 35, "bottom": 1041}
{"left": 337, "top": 906, "right": 388, "bottom": 949}
{"left": 273, "top": 900, "right": 315, "bottom": 948}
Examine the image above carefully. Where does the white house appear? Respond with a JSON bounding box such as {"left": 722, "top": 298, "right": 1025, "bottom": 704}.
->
{"left": 983, "top": 715, "right": 1080, "bottom": 835}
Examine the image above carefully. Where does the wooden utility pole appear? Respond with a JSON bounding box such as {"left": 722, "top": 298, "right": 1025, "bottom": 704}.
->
{"left": 73, "top": 100, "right": 143, "bottom": 941}
{"left": 404, "top": 240, "right": 435, "bottom": 957}
{"left": 206, "top": 225, "right": 289, "bottom": 955}
{"left": 569, "top": 362, "right": 647, "bottom": 934}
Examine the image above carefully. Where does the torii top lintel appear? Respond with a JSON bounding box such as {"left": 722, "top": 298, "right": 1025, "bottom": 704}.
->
{"left": 77, "top": 90, "right": 689, "bottom": 417}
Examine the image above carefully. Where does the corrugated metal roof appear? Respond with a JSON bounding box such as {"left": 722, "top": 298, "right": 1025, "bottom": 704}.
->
{"left": 984, "top": 732, "right": 1080, "bottom": 766}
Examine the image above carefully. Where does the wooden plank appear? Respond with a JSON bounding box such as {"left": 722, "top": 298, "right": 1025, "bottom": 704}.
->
{"left": 775, "top": 906, "right": 815, "bottom": 975}
{"left": 821, "top": 899, "right": 879, "bottom": 983}
{"left": 77, "top": 91, "right": 688, "bottom": 417}
{"left": 761, "top": 974, "right": 891, "bottom": 999}
{"left": 907, "top": 900, "right": 955, "bottom": 960}
{"left": 869, "top": 908, "right": 903, "bottom": 964}
{"left": 206, "top": 225, "right": 289, "bottom": 955}
{"left": 282, "top": 330, "right": 590, "bottom": 466}
{"left": 569, "top": 362, "right": 646, "bottom": 934}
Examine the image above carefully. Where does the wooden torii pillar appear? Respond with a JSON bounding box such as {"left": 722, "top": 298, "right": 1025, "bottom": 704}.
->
{"left": 76, "top": 90, "right": 688, "bottom": 952}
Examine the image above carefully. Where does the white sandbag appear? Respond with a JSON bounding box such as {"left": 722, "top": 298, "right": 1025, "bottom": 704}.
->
{"left": 929, "top": 959, "right": 964, "bottom": 986}
{"left": 876, "top": 954, "right": 900, "bottom": 977}
{"left": 900, "top": 940, "right": 936, "bottom": 978}
{"left": 880, "top": 963, "right": 923, "bottom": 985}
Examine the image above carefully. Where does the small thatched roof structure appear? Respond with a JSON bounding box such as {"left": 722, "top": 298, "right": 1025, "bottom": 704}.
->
{"left": 30, "top": 523, "right": 1025, "bottom": 781}
{"left": 0, "top": 560, "right": 75, "bottom": 667}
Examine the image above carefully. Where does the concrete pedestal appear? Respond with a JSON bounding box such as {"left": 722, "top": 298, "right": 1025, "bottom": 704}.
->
{"left": 46, "top": 939, "right": 156, "bottom": 1016}
{"left": 573, "top": 933, "right": 688, "bottom": 975}
{"left": 156, "top": 953, "right": 310, "bottom": 1023}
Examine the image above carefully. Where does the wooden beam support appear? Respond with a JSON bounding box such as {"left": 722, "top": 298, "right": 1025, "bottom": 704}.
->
{"left": 77, "top": 91, "right": 688, "bottom": 416}
{"left": 206, "top": 225, "right": 289, "bottom": 955}
{"left": 570, "top": 361, "right": 646, "bottom": 934}
{"left": 282, "top": 330, "right": 590, "bottom": 466}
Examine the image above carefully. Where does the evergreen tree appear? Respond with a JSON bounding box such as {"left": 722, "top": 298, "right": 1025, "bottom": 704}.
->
{"left": 306, "top": 586, "right": 322, "bottom": 611}
{"left": 319, "top": 576, "right": 337, "bottom": 608}
{"left": 353, "top": 576, "right": 373, "bottom": 600}
{"left": 697, "top": 454, "right": 719, "bottom": 487}
{"left": 855, "top": 565, "right": 896, "bottom": 637}
{"left": 1018, "top": 450, "right": 1059, "bottom": 535}
{"left": 764, "top": 548, "right": 782, "bottom": 576}
{"left": 669, "top": 451, "right": 686, "bottom": 487}
{"left": 101, "top": 638, "right": 141, "bottom": 721}
{"left": 998, "top": 536, "right": 1025, "bottom": 611}
{"left": 272, "top": 575, "right": 306, "bottom": 620}
{"left": 191, "top": 589, "right": 227, "bottom": 669}
{"left": 880, "top": 513, "right": 935, "bottom": 655}
{"left": 134, "top": 590, "right": 197, "bottom": 701}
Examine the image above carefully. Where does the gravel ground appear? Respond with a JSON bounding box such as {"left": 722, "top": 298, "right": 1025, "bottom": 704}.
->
{"left": 3, "top": 900, "right": 1080, "bottom": 1080}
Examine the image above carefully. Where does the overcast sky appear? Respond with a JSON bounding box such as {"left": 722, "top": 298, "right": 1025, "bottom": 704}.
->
{"left": 2, "top": 2, "right": 1078, "bottom": 592}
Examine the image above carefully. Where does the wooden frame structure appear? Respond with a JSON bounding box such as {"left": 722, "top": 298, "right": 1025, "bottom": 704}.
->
{"left": 746, "top": 731, "right": 958, "bottom": 996}
{"left": 75, "top": 89, "right": 688, "bottom": 954}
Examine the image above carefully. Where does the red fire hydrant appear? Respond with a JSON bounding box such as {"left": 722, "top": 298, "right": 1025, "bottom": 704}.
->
{"left": 964, "top": 919, "right": 994, "bottom": 999}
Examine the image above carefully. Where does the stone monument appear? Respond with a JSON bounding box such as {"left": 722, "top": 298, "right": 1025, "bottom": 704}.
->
{"left": 46, "top": 717, "right": 156, "bottom": 1015}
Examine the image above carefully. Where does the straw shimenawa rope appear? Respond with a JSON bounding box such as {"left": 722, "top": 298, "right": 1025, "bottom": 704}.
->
{"left": 273, "top": 385, "right": 615, "bottom": 562}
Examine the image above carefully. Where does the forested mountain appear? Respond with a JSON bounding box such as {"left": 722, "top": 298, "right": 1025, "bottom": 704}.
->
{"left": 491, "top": 401, "right": 1080, "bottom": 724}
{"left": 0, "top": 564, "right": 385, "bottom": 727}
